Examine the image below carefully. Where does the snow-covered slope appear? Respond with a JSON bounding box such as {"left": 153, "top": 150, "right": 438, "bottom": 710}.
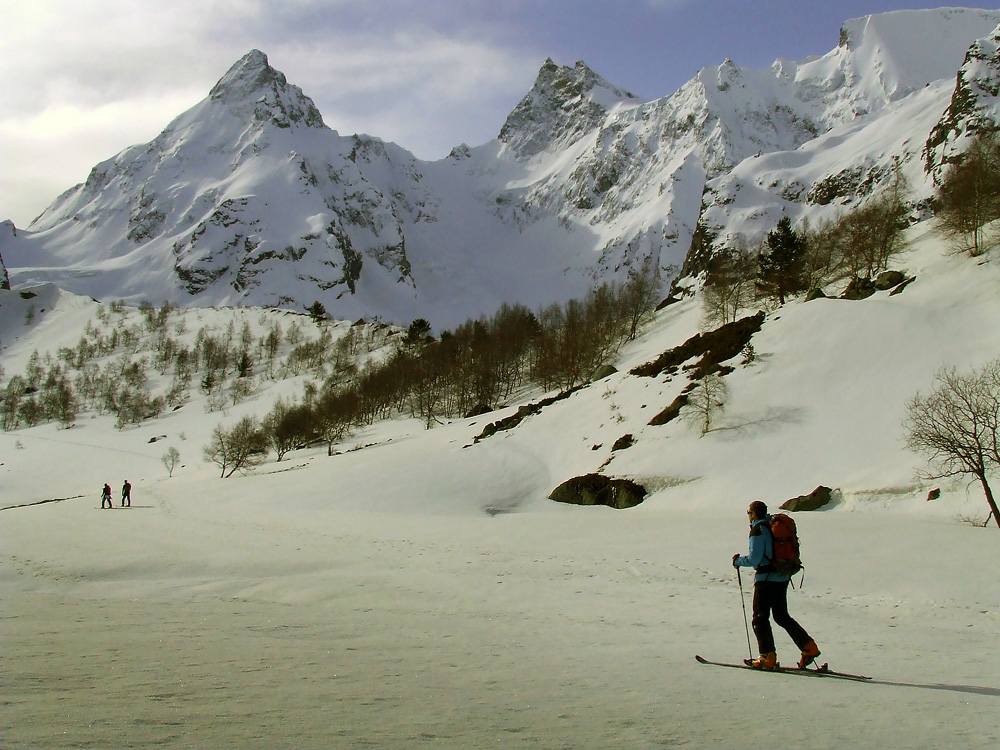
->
{"left": 3, "top": 8, "right": 1000, "bottom": 331}
{"left": 2, "top": 204, "right": 999, "bottom": 747}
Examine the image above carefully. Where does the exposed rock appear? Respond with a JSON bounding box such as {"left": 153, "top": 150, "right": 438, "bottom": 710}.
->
{"left": 806, "top": 165, "right": 865, "bottom": 205}
{"left": 648, "top": 393, "right": 689, "bottom": 426}
{"left": 474, "top": 386, "right": 584, "bottom": 441}
{"left": 656, "top": 294, "right": 683, "bottom": 311}
{"left": 464, "top": 403, "right": 493, "bottom": 419}
{"left": 840, "top": 277, "right": 876, "bottom": 300}
{"left": 611, "top": 434, "right": 635, "bottom": 451}
{"left": 780, "top": 485, "right": 834, "bottom": 512}
{"left": 805, "top": 287, "right": 828, "bottom": 301}
{"left": 632, "top": 311, "right": 765, "bottom": 381}
{"left": 889, "top": 276, "right": 916, "bottom": 296}
{"left": 549, "top": 474, "right": 647, "bottom": 509}
{"left": 209, "top": 49, "right": 325, "bottom": 130}
{"left": 927, "top": 488, "right": 941, "bottom": 501}
{"left": 498, "top": 59, "right": 640, "bottom": 159}
{"left": 874, "top": 270, "right": 905, "bottom": 290}
{"left": 925, "top": 24, "right": 1000, "bottom": 175}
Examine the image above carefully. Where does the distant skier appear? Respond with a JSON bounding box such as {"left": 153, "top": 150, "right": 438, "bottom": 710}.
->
{"left": 101, "top": 483, "right": 113, "bottom": 509}
{"left": 121, "top": 480, "right": 132, "bottom": 508}
{"left": 733, "top": 500, "right": 820, "bottom": 670}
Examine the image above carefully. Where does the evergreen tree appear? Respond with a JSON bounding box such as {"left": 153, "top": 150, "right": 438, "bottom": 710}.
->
{"left": 305, "top": 300, "right": 328, "bottom": 325}
{"left": 758, "top": 216, "right": 806, "bottom": 304}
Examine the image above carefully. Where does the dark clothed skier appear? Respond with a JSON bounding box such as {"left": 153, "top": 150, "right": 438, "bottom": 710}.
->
{"left": 101, "top": 483, "right": 113, "bottom": 509}
{"left": 121, "top": 480, "right": 131, "bottom": 508}
{"left": 733, "top": 500, "right": 820, "bottom": 670}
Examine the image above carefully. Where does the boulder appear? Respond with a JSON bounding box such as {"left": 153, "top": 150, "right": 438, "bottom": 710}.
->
{"left": 780, "top": 485, "right": 833, "bottom": 512}
{"left": 841, "top": 277, "right": 876, "bottom": 300}
{"left": 612, "top": 433, "right": 635, "bottom": 451}
{"left": 549, "top": 473, "right": 647, "bottom": 509}
{"left": 805, "top": 287, "right": 828, "bottom": 302}
{"left": 874, "top": 270, "right": 905, "bottom": 290}
{"left": 888, "top": 276, "right": 916, "bottom": 296}
{"left": 464, "top": 403, "right": 493, "bottom": 418}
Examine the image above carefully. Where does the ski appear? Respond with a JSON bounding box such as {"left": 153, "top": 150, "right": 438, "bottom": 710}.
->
{"left": 695, "top": 654, "right": 871, "bottom": 682}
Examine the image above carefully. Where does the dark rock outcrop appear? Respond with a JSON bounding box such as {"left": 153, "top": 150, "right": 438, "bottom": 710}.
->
{"left": 474, "top": 386, "right": 584, "bottom": 441}
{"left": 780, "top": 485, "right": 834, "bottom": 512}
{"left": 632, "top": 311, "right": 765, "bottom": 381}
{"left": 874, "top": 270, "right": 905, "bottom": 290}
{"left": 611, "top": 433, "right": 635, "bottom": 451}
{"left": 840, "top": 277, "right": 877, "bottom": 300}
{"left": 648, "top": 393, "right": 689, "bottom": 426}
{"left": 549, "top": 474, "right": 647, "bottom": 509}
{"left": 888, "top": 275, "right": 916, "bottom": 295}
{"left": 805, "top": 288, "right": 828, "bottom": 301}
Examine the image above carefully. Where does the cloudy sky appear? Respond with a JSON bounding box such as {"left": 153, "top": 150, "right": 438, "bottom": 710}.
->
{"left": 0, "top": 0, "right": 977, "bottom": 228}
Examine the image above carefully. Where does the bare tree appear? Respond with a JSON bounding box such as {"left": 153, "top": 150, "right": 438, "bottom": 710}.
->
{"left": 800, "top": 216, "right": 849, "bottom": 292}
{"left": 261, "top": 322, "right": 282, "bottom": 378}
{"left": 162, "top": 446, "right": 180, "bottom": 477}
{"left": 2, "top": 375, "right": 26, "bottom": 430}
{"left": 683, "top": 373, "right": 730, "bottom": 435}
{"left": 407, "top": 346, "right": 449, "bottom": 429}
{"left": 264, "top": 398, "right": 312, "bottom": 461}
{"left": 702, "top": 242, "right": 757, "bottom": 326}
{"left": 841, "top": 167, "right": 911, "bottom": 279}
{"left": 203, "top": 415, "right": 269, "bottom": 478}
{"left": 904, "top": 359, "right": 1000, "bottom": 527}
{"left": 937, "top": 130, "right": 1000, "bottom": 257}
{"left": 314, "top": 387, "right": 360, "bottom": 453}
{"left": 619, "top": 258, "right": 664, "bottom": 340}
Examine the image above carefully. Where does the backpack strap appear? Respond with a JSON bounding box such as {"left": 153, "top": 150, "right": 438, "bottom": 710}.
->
{"left": 751, "top": 520, "right": 776, "bottom": 573}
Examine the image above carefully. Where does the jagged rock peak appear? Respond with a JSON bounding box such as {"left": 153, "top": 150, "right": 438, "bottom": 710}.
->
{"left": 499, "top": 58, "right": 640, "bottom": 158}
{"left": 209, "top": 49, "right": 325, "bottom": 130}
{"left": 211, "top": 49, "right": 271, "bottom": 92}
{"left": 532, "top": 57, "right": 638, "bottom": 100}
{"left": 924, "top": 22, "right": 1000, "bottom": 175}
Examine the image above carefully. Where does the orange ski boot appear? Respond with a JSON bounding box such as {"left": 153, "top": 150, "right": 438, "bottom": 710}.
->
{"left": 798, "top": 641, "right": 821, "bottom": 669}
{"left": 749, "top": 652, "right": 778, "bottom": 670}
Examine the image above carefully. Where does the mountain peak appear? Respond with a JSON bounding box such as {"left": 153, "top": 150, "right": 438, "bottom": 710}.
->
{"left": 499, "top": 58, "right": 640, "bottom": 158}
{"left": 210, "top": 49, "right": 275, "bottom": 99}
{"left": 209, "top": 49, "right": 325, "bottom": 130}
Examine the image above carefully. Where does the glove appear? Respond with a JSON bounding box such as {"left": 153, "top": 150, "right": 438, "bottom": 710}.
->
{"left": 732, "top": 553, "right": 740, "bottom": 569}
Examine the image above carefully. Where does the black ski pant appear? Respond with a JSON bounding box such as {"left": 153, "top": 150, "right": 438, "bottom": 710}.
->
{"left": 751, "top": 579, "right": 812, "bottom": 655}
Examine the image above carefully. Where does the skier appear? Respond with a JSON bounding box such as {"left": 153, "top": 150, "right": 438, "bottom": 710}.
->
{"left": 121, "top": 479, "right": 132, "bottom": 508}
{"left": 101, "top": 483, "right": 113, "bottom": 509}
{"left": 733, "top": 500, "right": 820, "bottom": 670}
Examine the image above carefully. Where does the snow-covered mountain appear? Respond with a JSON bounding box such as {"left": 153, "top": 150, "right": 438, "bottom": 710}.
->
{"left": 3, "top": 8, "right": 1000, "bottom": 329}
{"left": 5, "top": 12, "right": 1000, "bottom": 747}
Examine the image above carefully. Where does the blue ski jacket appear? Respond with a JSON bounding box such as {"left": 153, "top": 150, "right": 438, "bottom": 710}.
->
{"left": 735, "top": 516, "right": 790, "bottom": 583}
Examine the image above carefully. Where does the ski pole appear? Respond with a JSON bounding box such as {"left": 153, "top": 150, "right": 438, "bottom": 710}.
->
{"left": 736, "top": 566, "right": 753, "bottom": 661}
